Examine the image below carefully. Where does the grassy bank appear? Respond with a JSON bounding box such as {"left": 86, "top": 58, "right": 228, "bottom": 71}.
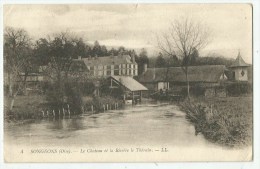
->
{"left": 180, "top": 96, "right": 252, "bottom": 147}
{"left": 4, "top": 95, "right": 47, "bottom": 121}
{"left": 4, "top": 95, "right": 123, "bottom": 122}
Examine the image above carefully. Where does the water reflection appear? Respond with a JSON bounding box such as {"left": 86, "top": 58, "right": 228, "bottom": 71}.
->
{"left": 5, "top": 102, "right": 214, "bottom": 147}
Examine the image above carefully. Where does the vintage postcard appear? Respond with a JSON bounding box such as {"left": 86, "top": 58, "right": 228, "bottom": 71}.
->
{"left": 3, "top": 3, "right": 253, "bottom": 162}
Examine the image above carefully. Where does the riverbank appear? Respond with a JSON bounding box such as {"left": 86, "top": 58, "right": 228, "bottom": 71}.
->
{"left": 5, "top": 102, "right": 252, "bottom": 162}
{"left": 179, "top": 96, "right": 252, "bottom": 147}
{"left": 4, "top": 95, "right": 123, "bottom": 122}
{"left": 4, "top": 95, "right": 47, "bottom": 121}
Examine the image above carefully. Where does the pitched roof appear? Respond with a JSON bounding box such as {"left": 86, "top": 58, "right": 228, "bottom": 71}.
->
{"left": 230, "top": 52, "right": 250, "bottom": 67}
{"left": 74, "top": 55, "right": 136, "bottom": 66}
{"left": 110, "top": 76, "right": 148, "bottom": 91}
{"left": 138, "top": 65, "right": 226, "bottom": 83}
{"left": 70, "top": 60, "right": 88, "bottom": 72}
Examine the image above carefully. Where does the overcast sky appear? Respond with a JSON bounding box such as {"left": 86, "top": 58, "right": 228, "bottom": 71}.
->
{"left": 4, "top": 4, "right": 252, "bottom": 63}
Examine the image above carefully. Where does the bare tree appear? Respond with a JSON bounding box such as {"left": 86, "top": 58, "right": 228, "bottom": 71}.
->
{"left": 157, "top": 18, "right": 210, "bottom": 98}
{"left": 40, "top": 31, "right": 90, "bottom": 104}
{"left": 4, "top": 27, "right": 33, "bottom": 111}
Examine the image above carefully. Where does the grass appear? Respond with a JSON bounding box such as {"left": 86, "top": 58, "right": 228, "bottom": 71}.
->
{"left": 180, "top": 96, "right": 253, "bottom": 147}
{"left": 4, "top": 95, "right": 47, "bottom": 121}
{"left": 4, "top": 94, "right": 124, "bottom": 121}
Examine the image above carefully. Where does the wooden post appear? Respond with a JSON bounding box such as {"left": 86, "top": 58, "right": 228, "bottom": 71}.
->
{"left": 103, "top": 104, "right": 105, "bottom": 112}
{"left": 91, "top": 105, "right": 94, "bottom": 112}
{"left": 42, "top": 110, "right": 44, "bottom": 117}
{"left": 132, "top": 91, "right": 134, "bottom": 105}
{"left": 140, "top": 91, "right": 142, "bottom": 102}
{"left": 68, "top": 104, "right": 71, "bottom": 116}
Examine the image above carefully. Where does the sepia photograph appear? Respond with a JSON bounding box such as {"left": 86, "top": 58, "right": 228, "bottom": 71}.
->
{"left": 2, "top": 3, "right": 255, "bottom": 163}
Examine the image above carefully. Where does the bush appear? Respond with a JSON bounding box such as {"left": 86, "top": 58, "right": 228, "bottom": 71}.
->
{"left": 65, "top": 82, "right": 84, "bottom": 114}
{"left": 179, "top": 97, "right": 252, "bottom": 147}
{"left": 45, "top": 82, "right": 64, "bottom": 104}
{"left": 226, "top": 82, "right": 252, "bottom": 96}
{"left": 180, "top": 87, "right": 188, "bottom": 97}
{"left": 81, "top": 81, "right": 95, "bottom": 95}
{"left": 39, "top": 81, "right": 52, "bottom": 94}
{"left": 91, "top": 96, "right": 122, "bottom": 112}
{"left": 190, "top": 84, "right": 206, "bottom": 97}
{"left": 179, "top": 85, "right": 205, "bottom": 97}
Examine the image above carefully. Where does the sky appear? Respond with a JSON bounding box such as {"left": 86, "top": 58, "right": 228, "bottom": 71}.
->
{"left": 4, "top": 4, "right": 252, "bottom": 63}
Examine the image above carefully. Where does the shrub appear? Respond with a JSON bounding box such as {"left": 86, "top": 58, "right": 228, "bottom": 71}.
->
{"left": 226, "top": 82, "right": 252, "bottom": 96}
{"left": 64, "top": 82, "right": 84, "bottom": 114}
{"left": 179, "top": 97, "right": 252, "bottom": 147}
{"left": 190, "top": 84, "right": 206, "bottom": 97}
{"left": 45, "top": 82, "right": 64, "bottom": 104}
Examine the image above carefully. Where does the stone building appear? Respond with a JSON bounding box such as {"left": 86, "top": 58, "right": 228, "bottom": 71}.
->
{"left": 73, "top": 54, "right": 138, "bottom": 77}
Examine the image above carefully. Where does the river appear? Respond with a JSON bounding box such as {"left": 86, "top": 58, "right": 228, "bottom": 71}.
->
{"left": 4, "top": 100, "right": 252, "bottom": 162}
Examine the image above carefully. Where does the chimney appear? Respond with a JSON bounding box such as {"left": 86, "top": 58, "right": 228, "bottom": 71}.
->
{"left": 143, "top": 63, "right": 148, "bottom": 73}
{"left": 95, "top": 54, "right": 98, "bottom": 59}
{"left": 131, "top": 51, "right": 135, "bottom": 63}
{"left": 88, "top": 55, "right": 92, "bottom": 60}
{"left": 78, "top": 56, "right": 82, "bottom": 60}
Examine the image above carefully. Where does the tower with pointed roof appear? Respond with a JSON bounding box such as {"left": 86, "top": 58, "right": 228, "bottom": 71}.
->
{"left": 229, "top": 51, "right": 250, "bottom": 81}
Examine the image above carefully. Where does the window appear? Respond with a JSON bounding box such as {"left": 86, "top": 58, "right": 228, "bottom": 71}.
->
{"left": 98, "top": 70, "right": 103, "bottom": 76}
{"left": 107, "top": 65, "right": 111, "bottom": 70}
{"left": 134, "top": 70, "right": 137, "bottom": 76}
{"left": 241, "top": 70, "right": 245, "bottom": 76}
{"left": 121, "top": 69, "right": 126, "bottom": 75}
{"left": 114, "top": 70, "right": 119, "bottom": 75}
{"left": 130, "top": 69, "right": 134, "bottom": 75}
{"left": 107, "top": 70, "right": 111, "bottom": 76}
{"left": 98, "top": 65, "right": 103, "bottom": 70}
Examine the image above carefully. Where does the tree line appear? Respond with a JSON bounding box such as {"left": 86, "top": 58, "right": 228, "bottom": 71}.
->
{"left": 151, "top": 50, "right": 235, "bottom": 68}
{"left": 4, "top": 27, "right": 149, "bottom": 112}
